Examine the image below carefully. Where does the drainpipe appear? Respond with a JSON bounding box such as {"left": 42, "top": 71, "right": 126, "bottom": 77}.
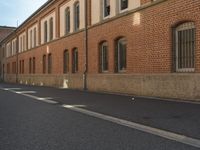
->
{"left": 83, "top": 0, "right": 88, "bottom": 90}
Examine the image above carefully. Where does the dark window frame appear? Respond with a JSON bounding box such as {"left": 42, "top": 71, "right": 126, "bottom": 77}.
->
{"left": 30, "top": 30, "right": 33, "bottom": 49}
{"left": 29, "top": 58, "right": 32, "bottom": 74}
{"left": 33, "top": 57, "right": 36, "bottom": 74}
{"left": 120, "top": 0, "right": 128, "bottom": 11}
{"left": 44, "top": 21, "right": 48, "bottom": 43}
{"left": 43, "top": 55, "right": 46, "bottom": 74}
{"left": 103, "top": 0, "right": 110, "bottom": 18}
{"left": 49, "top": 17, "right": 54, "bottom": 41}
{"left": 72, "top": 48, "right": 78, "bottom": 73}
{"left": 74, "top": 2, "right": 80, "bottom": 31}
{"left": 65, "top": 7, "right": 71, "bottom": 35}
{"left": 99, "top": 42, "right": 109, "bottom": 73}
{"left": 7, "top": 63, "right": 10, "bottom": 74}
{"left": 63, "top": 50, "right": 69, "bottom": 74}
{"left": 33, "top": 28, "right": 37, "bottom": 47}
{"left": 22, "top": 60, "right": 24, "bottom": 74}
{"left": 174, "top": 22, "right": 195, "bottom": 72}
{"left": 115, "top": 37, "right": 127, "bottom": 72}
{"left": 48, "top": 53, "right": 52, "bottom": 74}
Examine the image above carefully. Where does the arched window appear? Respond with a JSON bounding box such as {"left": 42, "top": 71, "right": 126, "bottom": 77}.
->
{"left": 65, "top": 7, "right": 70, "bottom": 34}
{"left": 63, "top": 50, "right": 69, "bottom": 73}
{"left": 33, "top": 28, "right": 37, "bottom": 47}
{"left": 99, "top": 42, "right": 108, "bottom": 72}
{"left": 44, "top": 21, "right": 48, "bottom": 43}
{"left": 33, "top": 57, "right": 36, "bottom": 74}
{"left": 43, "top": 55, "right": 46, "bottom": 74}
{"left": 49, "top": 17, "right": 54, "bottom": 41}
{"left": 7, "top": 63, "right": 10, "bottom": 74}
{"left": 30, "top": 30, "right": 33, "bottom": 49}
{"left": 23, "top": 35, "right": 26, "bottom": 51}
{"left": 29, "top": 58, "right": 32, "bottom": 74}
{"left": 19, "top": 60, "right": 21, "bottom": 74}
{"left": 20, "top": 37, "right": 23, "bottom": 52}
{"left": 74, "top": 2, "right": 80, "bottom": 31}
{"left": 48, "top": 53, "right": 52, "bottom": 74}
{"left": 115, "top": 37, "right": 127, "bottom": 72}
{"left": 22, "top": 60, "right": 24, "bottom": 74}
{"left": 174, "top": 22, "right": 195, "bottom": 72}
{"left": 72, "top": 48, "right": 78, "bottom": 73}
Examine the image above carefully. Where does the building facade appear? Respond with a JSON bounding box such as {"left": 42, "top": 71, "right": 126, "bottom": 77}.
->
{"left": 0, "top": 0, "right": 200, "bottom": 100}
{"left": 0, "top": 26, "right": 16, "bottom": 42}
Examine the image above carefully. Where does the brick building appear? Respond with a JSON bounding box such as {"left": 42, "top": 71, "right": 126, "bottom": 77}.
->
{"left": 0, "top": 0, "right": 200, "bottom": 100}
{"left": 0, "top": 26, "right": 16, "bottom": 79}
{"left": 0, "top": 26, "right": 15, "bottom": 42}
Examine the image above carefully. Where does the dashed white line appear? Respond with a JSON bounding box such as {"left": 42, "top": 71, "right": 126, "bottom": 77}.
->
{"left": 15, "top": 91, "right": 36, "bottom": 94}
{"left": 3, "top": 88, "right": 21, "bottom": 91}
{"left": 62, "top": 104, "right": 200, "bottom": 148}
{"left": 1, "top": 88, "right": 57, "bottom": 104}
{"left": 1, "top": 87, "right": 200, "bottom": 148}
{"left": 21, "top": 93, "right": 57, "bottom": 104}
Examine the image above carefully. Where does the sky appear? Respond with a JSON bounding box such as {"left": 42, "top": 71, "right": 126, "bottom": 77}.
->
{"left": 0, "top": 0, "right": 48, "bottom": 27}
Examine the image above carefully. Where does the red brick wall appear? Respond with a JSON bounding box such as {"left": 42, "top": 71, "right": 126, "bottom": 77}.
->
{"left": 87, "top": 0, "right": 200, "bottom": 74}
{"left": 2, "top": 0, "right": 200, "bottom": 83}
{"left": 0, "top": 27, "right": 15, "bottom": 42}
{"left": 15, "top": 32, "right": 85, "bottom": 75}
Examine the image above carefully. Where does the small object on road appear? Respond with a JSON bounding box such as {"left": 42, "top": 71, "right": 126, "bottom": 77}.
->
{"left": 132, "top": 98, "right": 135, "bottom": 101}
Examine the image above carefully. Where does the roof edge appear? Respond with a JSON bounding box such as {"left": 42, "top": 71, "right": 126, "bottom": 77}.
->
{"left": 0, "top": 0, "right": 55, "bottom": 45}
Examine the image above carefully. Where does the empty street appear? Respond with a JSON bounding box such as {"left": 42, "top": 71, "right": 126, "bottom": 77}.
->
{"left": 0, "top": 83, "right": 200, "bottom": 150}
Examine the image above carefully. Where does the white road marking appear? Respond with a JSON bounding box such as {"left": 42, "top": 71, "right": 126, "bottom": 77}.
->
{"left": 62, "top": 104, "right": 200, "bottom": 148}
{"left": 2, "top": 87, "right": 200, "bottom": 148}
{"left": 2, "top": 88, "right": 57, "bottom": 104}
{"left": 21, "top": 93, "right": 57, "bottom": 104}
{"left": 2, "top": 88, "right": 21, "bottom": 91}
{"left": 15, "top": 91, "right": 36, "bottom": 94}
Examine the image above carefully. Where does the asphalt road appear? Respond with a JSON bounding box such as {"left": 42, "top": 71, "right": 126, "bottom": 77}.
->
{"left": 0, "top": 83, "right": 200, "bottom": 150}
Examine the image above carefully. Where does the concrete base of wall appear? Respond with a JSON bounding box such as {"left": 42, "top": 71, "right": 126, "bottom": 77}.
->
{"left": 87, "top": 74, "right": 200, "bottom": 101}
{"left": 4, "top": 73, "right": 200, "bottom": 101}
{"left": 5, "top": 74, "right": 84, "bottom": 89}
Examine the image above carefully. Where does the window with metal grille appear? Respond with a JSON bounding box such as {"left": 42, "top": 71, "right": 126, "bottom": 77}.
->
{"left": 99, "top": 42, "right": 108, "bottom": 72}
{"left": 103, "top": 0, "right": 110, "bottom": 18}
{"left": 72, "top": 48, "right": 78, "bottom": 73}
{"left": 65, "top": 8, "right": 70, "bottom": 34}
{"left": 43, "top": 55, "right": 46, "bottom": 74}
{"left": 49, "top": 17, "right": 54, "bottom": 41}
{"left": 174, "top": 22, "right": 195, "bottom": 72}
{"left": 48, "top": 53, "right": 52, "bottom": 74}
{"left": 63, "top": 50, "right": 69, "bottom": 74}
{"left": 120, "top": 0, "right": 128, "bottom": 11}
{"left": 74, "top": 2, "right": 80, "bottom": 31}
{"left": 115, "top": 38, "right": 127, "bottom": 72}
